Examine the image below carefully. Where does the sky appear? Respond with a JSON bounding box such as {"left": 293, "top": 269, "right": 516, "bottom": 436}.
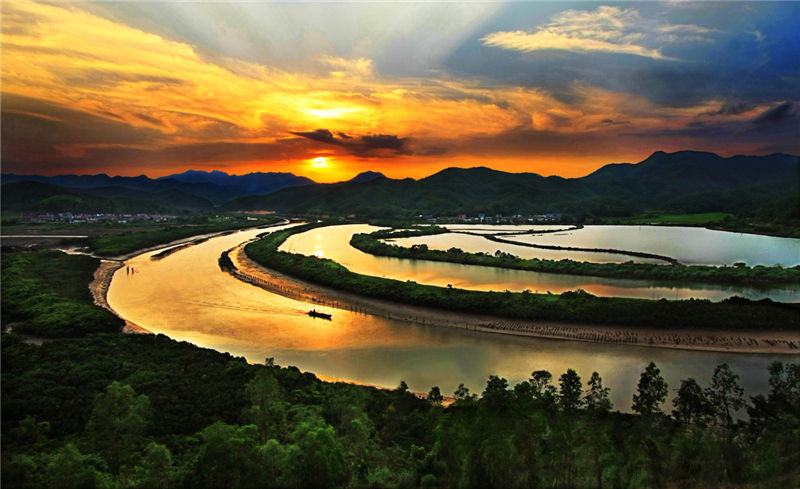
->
{"left": 1, "top": 1, "right": 798, "bottom": 182}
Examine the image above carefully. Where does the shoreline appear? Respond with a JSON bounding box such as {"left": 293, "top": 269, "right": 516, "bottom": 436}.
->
{"left": 231, "top": 243, "right": 800, "bottom": 354}
{"left": 88, "top": 223, "right": 800, "bottom": 354}
{"left": 100, "top": 219, "right": 290, "bottom": 262}
{"left": 89, "top": 260, "right": 150, "bottom": 334}
{"left": 87, "top": 219, "right": 292, "bottom": 334}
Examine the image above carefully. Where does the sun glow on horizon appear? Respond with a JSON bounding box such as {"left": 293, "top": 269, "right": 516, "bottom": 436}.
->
{"left": 1, "top": 1, "right": 797, "bottom": 179}
{"left": 311, "top": 157, "right": 329, "bottom": 168}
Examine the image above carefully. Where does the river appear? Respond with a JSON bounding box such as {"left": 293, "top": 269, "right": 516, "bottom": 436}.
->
{"left": 503, "top": 225, "right": 800, "bottom": 266}
{"left": 281, "top": 224, "right": 800, "bottom": 302}
{"left": 107, "top": 224, "right": 796, "bottom": 411}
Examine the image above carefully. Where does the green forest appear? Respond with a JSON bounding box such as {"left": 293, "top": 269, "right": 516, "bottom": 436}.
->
{"left": 1, "top": 251, "right": 123, "bottom": 337}
{"left": 86, "top": 216, "right": 280, "bottom": 256}
{"left": 4, "top": 328, "right": 799, "bottom": 489}
{"left": 350, "top": 227, "right": 800, "bottom": 286}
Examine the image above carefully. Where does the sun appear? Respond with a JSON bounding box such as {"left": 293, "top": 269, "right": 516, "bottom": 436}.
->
{"left": 311, "top": 157, "right": 328, "bottom": 168}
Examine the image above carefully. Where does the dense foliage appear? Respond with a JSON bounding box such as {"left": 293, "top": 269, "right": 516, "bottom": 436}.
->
{"left": 1, "top": 181, "right": 215, "bottom": 214}
{"left": 87, "top": 217, "right": 279, "bottom": 256}
{"left": 3, "top": 332, "right": 798, "bottom": 489}
{"left": 245, "top": 225, "right": 800, "bottom": 331}
{"left": 351, "top": 228, "right": 800, "bottom": 286}
{"left": 1, "top": 251, "right": 123, "bottom": 337}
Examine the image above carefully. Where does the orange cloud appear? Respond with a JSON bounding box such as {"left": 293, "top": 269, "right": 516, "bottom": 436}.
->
{"left": 1, "top": 2, "right": 775, "bottom": 182}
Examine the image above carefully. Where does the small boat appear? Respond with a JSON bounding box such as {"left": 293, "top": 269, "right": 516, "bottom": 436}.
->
{"left": 307, "top": 309, "right": 332, "bottom": 320}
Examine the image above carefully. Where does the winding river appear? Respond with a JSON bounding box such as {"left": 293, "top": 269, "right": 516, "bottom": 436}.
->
{"left": 281, "top": 224, "right": 800, "bottom": 302}
{"left": 107, "top": 224, "right": 797, "bottom": 411}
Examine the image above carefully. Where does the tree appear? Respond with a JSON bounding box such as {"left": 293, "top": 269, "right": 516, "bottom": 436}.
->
{"left": 289, "top": 416, "right": 347, "bottom": 488}
{"left": 244, "top": 370, "right": 287, "bottom": 443}
{"left": 130, "top": 442, "right": 174, "bottom": 489}
{"left": 454, "top": 383, "right": 477, "bottom": 402}
{"left": 706, "top": 363, "right": 744, "bottom": 427}
{"left": 190, "top": 422, "right": 262, "bottom": 489}
{"left": 632, "top": 362, "right": 668, "bottom": 416}
{"left": 397, "top": 380, "right": 409, "bottom": 393}
{"left": 482, "top": 375, "right": 511, "bottom": 411}
{"left": 530, "top": 370, "right": 557, "bottom": 400}
{"left": 585, "top": 372, "right": 612, "bottom": 413}
{"left": 43, "top": 443, "right": 110, "bottom": 489}
{"left": 85, "top": 381, "right": 151, "bottom": 473}
{"left": 558, "top": 369, "right": 583, "bottom": 411}
{"left": 428, "top": 386, "right": 443, "bottom": 406}
{"left": 767, "top": 361, "right": 800, "bottom": 413}
{"left": 672, "top": 378, "right": 710, "bottom": 425}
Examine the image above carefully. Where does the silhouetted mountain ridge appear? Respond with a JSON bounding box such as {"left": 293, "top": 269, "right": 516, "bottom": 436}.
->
{"left": 2, "top": 170, "right": 316, "bottom": 205}
{"left": 4, "top": 151, "right": 797, "bottom": 217}
{"left": 347, "top": 171, "right": 386, "bottom": 183}
{"left": 159, "top": 170, "right": 315, "bottom": 194}
{"left": 221, "top": 151, "right": 799, "bottom": 217}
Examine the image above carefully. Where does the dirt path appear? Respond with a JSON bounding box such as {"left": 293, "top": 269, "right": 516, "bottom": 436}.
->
{"left": 230, "top": 244, "right": 800, "bottom": 354}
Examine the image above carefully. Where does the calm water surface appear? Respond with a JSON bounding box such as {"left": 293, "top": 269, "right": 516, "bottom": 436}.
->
{"left": 281, "top": 224, "right": 799, "bottom": 302}
{"left": 505, "top": 225, "right": 800, "bottom": 266}
{"left": 442, "top": 224, "right": 570, "bottom": 234}
{"left": 393, "top": 232, "right": 664, "bottom": 264}
{"left": 107, "top": 226, "right": 795, "bottom": 411}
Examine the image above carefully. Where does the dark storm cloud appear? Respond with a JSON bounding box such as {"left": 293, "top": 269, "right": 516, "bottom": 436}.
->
{"left": 290, "top": 129, "right": 339, "bottom": 145}
{"left": 1, "top": 93, "right": 164, "bottom": 147}
{"left": 753, "top": 102, "right": 798, "bottom": 126}
{"left": 360, "top": 134, "right": 407, "bottom": 153}
{"left": 621, "top": 100, "right": 800, "bottom": 154}
{"left": 134, "top": 113, "right": 165, "bottom": 126}
{"left": 415, "top": 126, "right": 623, "bottom": 160}
{"left": 0, "top": 94, "right": 324, "bottom": 174}
{"left": 2, "top": 138, "right": 326, "bottom": 175}
{"left": 624, "top": 123, "right": 734, "bottom": 140}
{"left": 704, "top": 101, "right": 755, "bottom": 116}
{"left": 64, "top": 70, "right": 184, "bottom": 89}
{"left": 290, "top": 128, "right": 411, "bottom": 157}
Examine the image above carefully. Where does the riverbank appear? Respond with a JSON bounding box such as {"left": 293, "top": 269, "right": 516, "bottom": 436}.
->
{"left": 231, "top": 243, "right": 800, "bottom": 354}
{"left": 354, "top": 227, "right": 800, "bottom": 286}
{"left": 89, "top": 260, "right": 150, "bottom": 334}
{"left": 101, "top": 218, "right": 289, "bottom": 261}
{"left": 87, "top": 219, "right": 289, "bottom": 334}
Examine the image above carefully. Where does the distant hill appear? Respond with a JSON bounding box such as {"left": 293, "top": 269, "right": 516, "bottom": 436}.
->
{"left": 221, "top": 151, "right": 799, "bottom": 217}
{"left": 2, "top": 170, "right": 315, "bottom": 206}
{"left": 1, "top": 181, "right": 214, "bottom": 214}
{"left": 5, "top": 151, "right": 797, "bottom": 217}
{"left": 159, "top": 170, "right": 315, "bottom": 195}
{"left": 347, "top": 171, "right": 386, "bottom": 183}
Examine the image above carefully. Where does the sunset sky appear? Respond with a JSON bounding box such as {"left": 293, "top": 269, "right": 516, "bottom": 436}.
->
{"left": 2, "top": 1, "right": 798, "bottom": 182}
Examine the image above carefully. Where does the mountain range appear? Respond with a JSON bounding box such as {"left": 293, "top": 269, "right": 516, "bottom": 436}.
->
{"left": 2, "top": 151, "right": 797, "bottom": 217}
{"left": 221, "top": 151, "right": 799, "bottom": 217}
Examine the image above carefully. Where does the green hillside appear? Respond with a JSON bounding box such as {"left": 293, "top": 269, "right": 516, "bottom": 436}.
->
{"left": 1, "top": 181, "right": 214, "bottom": 214}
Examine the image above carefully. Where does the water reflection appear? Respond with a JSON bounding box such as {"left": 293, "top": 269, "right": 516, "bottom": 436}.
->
{"left": 506, "top": 225, "right": 800, "bottom": 266}
{"left": 107, "top": 225, "right": 793, "bottom": 412}
{"left": 393, "top": 232, "right": 663, "bottom": 264}
{"left": 281, "top": 224, "right": 799, "bottom": 302}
